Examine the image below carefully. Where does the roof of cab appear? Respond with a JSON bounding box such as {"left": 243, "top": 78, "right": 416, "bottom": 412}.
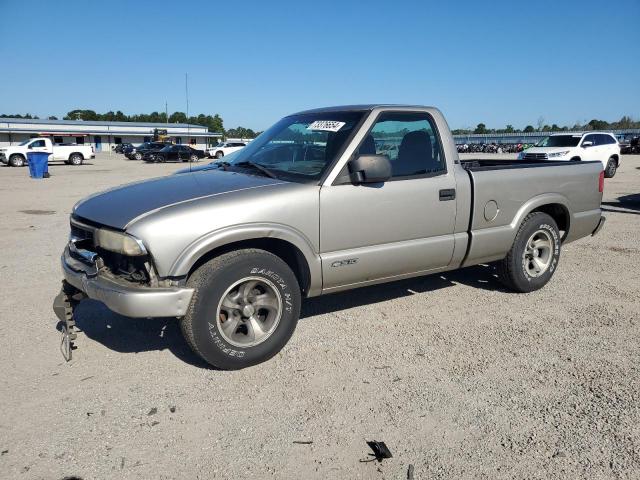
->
{"left": 291, "top": 104, "right": 434, "bottom": 115}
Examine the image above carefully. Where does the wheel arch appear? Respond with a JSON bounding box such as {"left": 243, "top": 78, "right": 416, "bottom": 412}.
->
{"left": 68, "top": 152, "right": 85, "bottom": 160}
{"left": 513, "top": 194, "right": 571, "bottom": 241}
{"left": 170, "top": 224, "right": 322, "bottom": 297}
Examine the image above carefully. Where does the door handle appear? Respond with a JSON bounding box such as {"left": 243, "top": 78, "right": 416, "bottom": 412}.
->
{"left": 439, "top": 189, "right": 456, "bottom": 201}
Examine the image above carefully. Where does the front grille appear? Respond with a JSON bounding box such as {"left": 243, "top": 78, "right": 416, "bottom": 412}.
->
{"left": 524, "top": 153, "right": 548, "bottom": 160}
{"left": 70, "top": 222, "right": 94, "bottom": 244}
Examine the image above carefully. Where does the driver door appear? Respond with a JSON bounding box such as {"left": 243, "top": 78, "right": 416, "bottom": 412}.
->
{"left": 319, "top": 111, "right": 457, "bottom": 292}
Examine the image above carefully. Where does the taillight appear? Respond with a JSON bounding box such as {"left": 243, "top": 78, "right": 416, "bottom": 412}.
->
{"left": 598, "top": 171, "right": 604, "bottom": 193}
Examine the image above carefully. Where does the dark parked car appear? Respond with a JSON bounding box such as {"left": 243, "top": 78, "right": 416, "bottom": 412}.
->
{"left": 114, "top": 143, "right": 133, "bottom": 154}
{"left": 143, "top": 144, "right": 206, "bottom": 163}
{"left": 125, "top": 142, "right": 170, "bottom": 160}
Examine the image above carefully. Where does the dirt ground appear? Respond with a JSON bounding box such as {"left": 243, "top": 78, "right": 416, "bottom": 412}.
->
{"left": 0, "top": 152, "right": 638, "bottom": 479}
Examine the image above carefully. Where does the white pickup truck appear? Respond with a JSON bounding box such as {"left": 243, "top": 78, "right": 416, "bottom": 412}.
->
{"left": 0, "top": 138, "right": 95, "bottom": 167}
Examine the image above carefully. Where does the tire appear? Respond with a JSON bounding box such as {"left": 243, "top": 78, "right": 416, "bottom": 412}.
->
{"left": 215, "top": 151, "right": 224, "bottom": 159}
{"left": 180, "top": 249, "right": 301, "bottom": 370}
{"left": 9, "top": 154, "right": 25, "bottom": 167}
{"left": 134, "top": 152, "right": 143, "bottom": 160}
{"left": 190, "top": 154, "right": 199, "bottom": 162}
{"left": 496, "top": 212, "right": 561, "bottom": 293}
{"left": 69, "top": 153, "right": 83, "bottom": 166}
{"left": 155, "top": 155, "right": 165, "bottom": 163}
{"left": 604, "top": 157, "right": 617, "bottom": 178}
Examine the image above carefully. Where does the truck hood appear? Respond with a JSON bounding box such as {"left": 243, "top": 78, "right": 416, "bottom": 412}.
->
{"left": 73, "top": 170, "right": 287, "bottom": 230}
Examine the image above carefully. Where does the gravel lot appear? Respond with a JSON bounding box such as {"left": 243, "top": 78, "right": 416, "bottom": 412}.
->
{"left": 1, "top": 152, "right": 638, "bottom": 479}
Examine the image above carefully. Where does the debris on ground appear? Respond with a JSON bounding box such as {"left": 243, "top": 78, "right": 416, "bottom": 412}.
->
{"left": 363, "top": 441, "right": 393, "bottom": 462}
{"left": 169, "top": 406, "right": 176, "bottom": 413}
{"left": 407, "top": 463, "right": 415, "bottom": 479}
{"left": 292, "top": 440, "right": 313, "bottom": 445}
{"left": 147, "top": 408, "right": 157, "bottom": 416}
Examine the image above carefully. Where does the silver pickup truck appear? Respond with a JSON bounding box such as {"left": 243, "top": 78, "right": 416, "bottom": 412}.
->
{"left": 56, "top": 105, "right": 606, "bottom": 369}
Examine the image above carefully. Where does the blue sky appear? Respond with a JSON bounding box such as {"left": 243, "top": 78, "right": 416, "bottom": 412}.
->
{"left": 0, "top": 0, "right": 638, "bottom": 130}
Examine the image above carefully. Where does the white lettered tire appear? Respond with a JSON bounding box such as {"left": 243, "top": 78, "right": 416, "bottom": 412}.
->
{"left": 496, "top": 212, "right": 561, "bottom": 293}
{"left": 180, "top": 249, "right": 301, "bottom": 369}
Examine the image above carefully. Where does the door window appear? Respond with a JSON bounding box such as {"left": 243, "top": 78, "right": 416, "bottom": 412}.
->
{"left": 360, "top": 112, "right": 445, "bottom": 178}
{"left": 582, "top": 134, "right": 596, "bottom": 146}
{"left": 30, "top": 140, "right": 46, "bottom": 148}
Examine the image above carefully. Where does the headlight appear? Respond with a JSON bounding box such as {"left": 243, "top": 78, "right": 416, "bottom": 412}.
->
{"left": 95, "top": 229, "right": 147, "bottom": 256}
{"left": 548, "top": 150, "right": 570, "bottom": 158}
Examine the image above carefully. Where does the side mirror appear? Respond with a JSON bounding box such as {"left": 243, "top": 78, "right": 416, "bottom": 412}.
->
{"left": 582, "top": 140, "right": 593, "bottom": 148}
{"left": 348, "top": 154, "right": 392, "bottom": 184}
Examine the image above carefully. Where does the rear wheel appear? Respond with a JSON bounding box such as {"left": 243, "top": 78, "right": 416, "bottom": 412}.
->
{"left": 134, "top": 152, "right": 143, "bottom": 160}
{"left": 9, "top": 154, "right": 25, "bottom": 167}
{"left": 604, "top": 157, "right": 617, "bottom": 178}
{"left": 180, "top": 249, "right": 301, "bottom": 370}
{"left": 190, "top": 154, "right": 199, "bottom": 162}
{"left": 496, "top": 212, "right": 560, "bottom": 293}
{"left": 69, "top": 153, "right": 83, "bottom": 166}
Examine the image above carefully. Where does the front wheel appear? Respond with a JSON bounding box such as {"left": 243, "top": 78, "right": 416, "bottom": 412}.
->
{"left": 180, "top": 249, "right": 301, "bottom": 370}
{"left": 215, "top": 151, "right": 224, "bottom": 159}
{"left": 134, "top": 152, "right": 143, "bottom": 160}
{"left": 190, "top": 154, "right": 199, "bottom": 162}
{"left": 604, "top": 157, "right": 617, "bottom": 178}
{"left": 496, "top": 212, "right": 560, "bottom": 293}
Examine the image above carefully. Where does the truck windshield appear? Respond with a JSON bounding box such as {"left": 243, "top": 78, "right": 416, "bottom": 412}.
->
{"left": 536, "top": 135, "right": 581, "bottom": 147}
{"left": 19, "top": 140, "right": 32, "bottom": 146}
{"left": 227, "top": 111, "right": 365, "bottom": 182}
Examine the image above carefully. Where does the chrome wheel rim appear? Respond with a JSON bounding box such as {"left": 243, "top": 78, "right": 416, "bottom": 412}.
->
{"left": 523, "top": 229, "right": 553, "bottom": 277}
{"left": 216, "top": 276, "right": 282, "bottom": 348}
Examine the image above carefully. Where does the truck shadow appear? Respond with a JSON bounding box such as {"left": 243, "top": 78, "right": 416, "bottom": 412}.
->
{"left": 56, "top": 303, "right": 212, "bottom": 369}
{"left": 602, "top": 193, "right": 640, "bottom": 215}
{"left": 301, "top": 263, "right": 504, "bottom": 319}
{"left": 56, "top": 264, "right": 503, "bottom": 369}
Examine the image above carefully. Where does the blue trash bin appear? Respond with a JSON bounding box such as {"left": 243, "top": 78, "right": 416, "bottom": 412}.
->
{"left": 26, "top": 152, "right": 50, "bottom": 179}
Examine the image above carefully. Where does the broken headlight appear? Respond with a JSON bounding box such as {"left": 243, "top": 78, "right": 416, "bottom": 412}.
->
{"left": 95, "top": 229, "right": 147, "bottom": 256}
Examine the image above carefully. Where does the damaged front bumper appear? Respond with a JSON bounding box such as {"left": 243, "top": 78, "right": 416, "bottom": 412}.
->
{"left": 60, "top": 245, "right": 194, "bottom": 318}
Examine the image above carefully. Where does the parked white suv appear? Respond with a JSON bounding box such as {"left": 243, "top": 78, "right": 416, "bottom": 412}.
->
{"left": 0, "top": 138, "right": 95, "bottom": 167}
{"left": 519, "top": 132, "right": 620, "bottom": 177}
{"left": 207, "top": 141, "right": 247, "bottom": 159}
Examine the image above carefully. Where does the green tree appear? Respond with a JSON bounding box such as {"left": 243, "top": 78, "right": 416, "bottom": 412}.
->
{"left": 523, "top": 125, "right": 535, "bottom": 133}
{"left": 473, "top": 123, "right": 487, "bottom": 134}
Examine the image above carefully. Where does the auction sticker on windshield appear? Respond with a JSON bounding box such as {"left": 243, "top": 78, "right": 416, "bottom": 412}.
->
{"left": 307, "top": 120, "right": 346, "bottom": 132}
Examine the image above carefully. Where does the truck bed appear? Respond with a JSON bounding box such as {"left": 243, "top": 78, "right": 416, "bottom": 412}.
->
{"left": 459, "top": 158, "right": 604, "bottom": 267}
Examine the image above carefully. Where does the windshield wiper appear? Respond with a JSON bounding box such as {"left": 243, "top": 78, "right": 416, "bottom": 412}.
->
{"left": 232, "top": 161, "right": 278, "bottom": 179}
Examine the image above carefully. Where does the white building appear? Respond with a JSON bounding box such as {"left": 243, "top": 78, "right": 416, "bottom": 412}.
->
{"left": 0, "top": 118, "right": 222, "bottom": 151}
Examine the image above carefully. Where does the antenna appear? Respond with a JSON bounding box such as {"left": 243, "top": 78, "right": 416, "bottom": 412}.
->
{"left": 186, "top": 73, "right": 191, "bottom": 172}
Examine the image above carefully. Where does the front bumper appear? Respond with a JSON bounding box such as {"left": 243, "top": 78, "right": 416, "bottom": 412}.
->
{"left": 0, "top": 153, "right": 7, "bottom": 164}
{"left": 61, "top": 245, "right": 194, "bottom": 318}
{"left": 591, "top": 215, "right": 606, "bottom": 236}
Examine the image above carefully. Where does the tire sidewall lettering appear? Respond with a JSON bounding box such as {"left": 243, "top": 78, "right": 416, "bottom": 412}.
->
{"left": 522, "top": 223, "right": 560, "bottom": 281}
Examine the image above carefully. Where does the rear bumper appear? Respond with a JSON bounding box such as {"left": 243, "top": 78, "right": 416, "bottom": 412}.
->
{"left": 591, "top": 215, "right": 606, "bottom": 236}
{"left": 61, "top": 246, "right": 194, "bottom": 318}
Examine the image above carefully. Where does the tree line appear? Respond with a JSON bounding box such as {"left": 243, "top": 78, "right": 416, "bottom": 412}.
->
{"left": 452, "top": 116, "right": 640, "bottom": 135}
{"left": 3, "top": 112, "right": 638, "bottom": 138}
{"left": 0, "top": 110, "right": 259, "bottom": 138}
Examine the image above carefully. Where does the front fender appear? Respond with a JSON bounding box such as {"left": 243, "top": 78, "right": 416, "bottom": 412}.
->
{"left": 168, "top": 222, "right": 323, "bottom": 297}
